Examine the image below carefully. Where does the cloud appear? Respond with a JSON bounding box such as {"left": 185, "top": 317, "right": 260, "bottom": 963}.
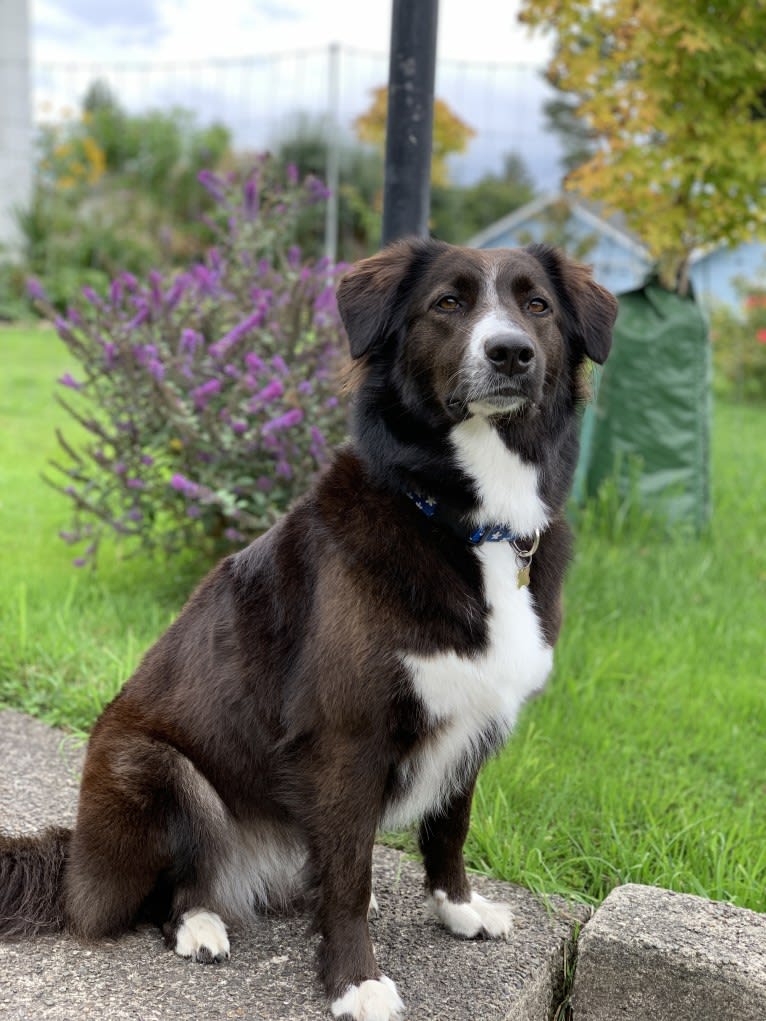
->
{"left": 254, "top": 1, "right": 302, "bottom": 21}
{"left": 35, "top": 0, "right": 167, "bottom": 51}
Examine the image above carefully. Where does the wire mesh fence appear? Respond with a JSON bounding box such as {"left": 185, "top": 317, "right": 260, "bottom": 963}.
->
{"left": 32, "top": 44, "right": 561, "bottom": 188}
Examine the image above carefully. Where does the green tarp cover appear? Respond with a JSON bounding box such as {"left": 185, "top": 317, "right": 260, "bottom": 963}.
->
{"left": 575, "top": 280, "right": 711, "bottom": 531}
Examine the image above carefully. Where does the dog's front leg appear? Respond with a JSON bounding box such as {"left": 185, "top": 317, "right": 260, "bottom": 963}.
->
{"left": 307, "top": 743, "right": 405, "bottom": 1021}
{"left": 419, "top": 778, "right": 512, "bottom": 940}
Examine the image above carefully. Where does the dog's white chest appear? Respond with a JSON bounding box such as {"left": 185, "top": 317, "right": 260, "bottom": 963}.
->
{"left": 383, "top": 543, "right": 553, "bottom": 830}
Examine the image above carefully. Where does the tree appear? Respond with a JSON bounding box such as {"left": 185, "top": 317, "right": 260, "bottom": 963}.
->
{"left": 20, "top": 82, "right": 232, "bottom": 308}
{"left": 354, "top": 85, "right": 475, "bottom": 187}
{"left": 542, "top": 93, "right": 597, "bottom": 176}
{"left": 519, "top": 1, "right": 766, "bottom": 291}
{"left": 270, "top": 113, "right": 384, "bottom": 260}
{"left": 431, "top": 152, "right": 535, "bottom": 244}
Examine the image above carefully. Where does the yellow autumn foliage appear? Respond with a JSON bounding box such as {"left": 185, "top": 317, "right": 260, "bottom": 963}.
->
{"left": 519, "top": 0, "right": 766, "bottom": 290}
{"left": 354, "top": 85, "right": 476, "bottom": 188}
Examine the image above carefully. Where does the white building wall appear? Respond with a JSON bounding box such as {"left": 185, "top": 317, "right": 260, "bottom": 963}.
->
{"left": 0, "top": 0, "right": 32, "bottom": 258}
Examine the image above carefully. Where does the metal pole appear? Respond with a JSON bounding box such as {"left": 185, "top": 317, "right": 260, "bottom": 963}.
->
{"left": 381, "top": 0, "right": 439, "bottom": 246}
{"left": 323, "top": 41, "right": 341, "bottom": 264}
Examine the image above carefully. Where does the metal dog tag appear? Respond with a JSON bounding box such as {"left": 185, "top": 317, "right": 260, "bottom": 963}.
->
{"left": 517, "top": 560, "right": 531, "bottom": 588}
{"left": 512, "top": 530, "right": 539, "bottom": 589}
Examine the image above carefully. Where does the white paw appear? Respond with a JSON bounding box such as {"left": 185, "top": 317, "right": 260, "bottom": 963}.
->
{"left": 174, "top": 908, "right": 231, "bottom": 963}
{"left": 331, "top": 975, "right": 404, "bottom": 1021}
{"left": 368, "top": 890, "right": 380, "bottom": 918}
{"left": 429, "top": 889, "right": 513, "bottom": 939}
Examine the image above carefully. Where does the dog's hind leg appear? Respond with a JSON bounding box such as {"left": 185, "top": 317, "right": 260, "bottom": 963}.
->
{"left": 63, "top": 725, "right": 229, "bottom": 958}
{"left": 164, "top": 906, "right": 231, "bottom": 964}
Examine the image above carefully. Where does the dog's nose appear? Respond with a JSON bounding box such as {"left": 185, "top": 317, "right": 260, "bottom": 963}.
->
{"left": 483, "top": 334, "right": 536, "bottom": 377}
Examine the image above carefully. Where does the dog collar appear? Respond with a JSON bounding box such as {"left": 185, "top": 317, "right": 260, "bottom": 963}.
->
{"left": 405, "top": 490, "right": 541, "bottom": 551}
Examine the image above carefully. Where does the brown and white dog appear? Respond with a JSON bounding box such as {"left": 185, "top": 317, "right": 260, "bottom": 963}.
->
{"left": 0, "top": 239, "right": 617, "bottom": 1020}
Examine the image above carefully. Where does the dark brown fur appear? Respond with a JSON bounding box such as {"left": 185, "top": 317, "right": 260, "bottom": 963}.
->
{"left": 0, "top": 239, "right": 617, "bottom": 1007}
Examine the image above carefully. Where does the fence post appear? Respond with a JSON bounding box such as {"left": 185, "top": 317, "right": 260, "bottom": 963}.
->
{"left": 323, "top": 41, "right": 341, "bottom": 264}
{"left": 381, "top": 0, "right": 439, "bottom": 246}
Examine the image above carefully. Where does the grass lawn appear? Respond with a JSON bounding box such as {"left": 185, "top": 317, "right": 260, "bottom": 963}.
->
{"left": 1, "top": 323, "right": 765, "bottom": 912}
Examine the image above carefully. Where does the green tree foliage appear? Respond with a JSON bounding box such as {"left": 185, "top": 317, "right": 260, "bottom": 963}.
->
{"left": 542, "top": 93, "right": 597, "bottom": 175}
{"left": 711, "top": 286, "right": 766, "bottom": 402}
{"left": 431, "top": 153, "right": 535, "bottom": 244}
{"left": 519, "top": 1, "right": 766, "bottom": 291}
{"left": 270, "top": 114, "right": 383, "bottom": 261}
{"left": 21, "top": 81, "right": 232, "bottom": 308}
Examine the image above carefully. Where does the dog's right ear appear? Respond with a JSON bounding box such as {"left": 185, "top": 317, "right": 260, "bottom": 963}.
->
{"left": 336, "top": 238, "right": 435, "bottom": 359}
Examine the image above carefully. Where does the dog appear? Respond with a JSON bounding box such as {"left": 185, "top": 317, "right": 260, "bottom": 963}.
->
{"left": 0, "top": 238, "right": 616, "bottom": 1020}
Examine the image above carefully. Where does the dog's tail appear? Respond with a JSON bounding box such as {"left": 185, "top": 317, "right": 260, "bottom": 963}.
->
{"left": 0, "top": 827, "right": 71, "bottom": 937}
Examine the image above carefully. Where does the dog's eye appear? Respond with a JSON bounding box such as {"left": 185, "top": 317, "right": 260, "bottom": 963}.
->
{"left": 526, "top": 297, "right": 550, "bottom": 315}
{"left": 434, "top": 295, "right": 461, "bottom": 312}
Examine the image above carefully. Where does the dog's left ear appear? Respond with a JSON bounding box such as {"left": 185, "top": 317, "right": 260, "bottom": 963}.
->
{"left": 337, "top": 238, "right": 441, "bottom": 359}
{"left": 528, "top": 244, "right": 618, "bottom": 365}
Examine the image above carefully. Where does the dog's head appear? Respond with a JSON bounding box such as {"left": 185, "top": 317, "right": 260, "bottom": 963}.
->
{"left": 337, "top": 238, "right": 617, "bottom": 425}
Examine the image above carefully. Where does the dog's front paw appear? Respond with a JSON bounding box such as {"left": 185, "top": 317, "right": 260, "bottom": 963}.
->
{"left": 429, "top": 889, "right": 512, "bottom": 940}
{"left": 174, "top": 908, "right": 231, "bottom": 963}
{"left": 330, "top": 975, "right": 405, "bottom": 1021}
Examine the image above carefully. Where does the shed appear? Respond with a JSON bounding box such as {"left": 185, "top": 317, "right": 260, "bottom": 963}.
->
{"left": 468, "top": 194, "right": 766, "bottom": 310}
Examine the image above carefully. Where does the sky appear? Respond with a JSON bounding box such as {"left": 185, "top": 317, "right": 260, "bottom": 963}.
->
{"left": 32, "top": 0, "right": 553, "bottom": 66}
{"left": 30, "top": 0, "right": 563, "bottom": 189}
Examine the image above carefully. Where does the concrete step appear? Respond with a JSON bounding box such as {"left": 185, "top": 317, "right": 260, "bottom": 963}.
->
{"left": 571, "top": 882, "right": 766, "bottom": 1021}
{"left": 0, "top": 710, "right": 585, "bottom": 1020}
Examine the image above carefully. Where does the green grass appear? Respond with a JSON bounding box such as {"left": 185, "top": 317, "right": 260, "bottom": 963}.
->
{"left": 467, "top": 400, "right": 766, "bottom": 912}
{"left": 0, "top": 325, "right": 202, "bottom": 733}
{"left": 2, "top": 324, "right": 765, "bottom": 912}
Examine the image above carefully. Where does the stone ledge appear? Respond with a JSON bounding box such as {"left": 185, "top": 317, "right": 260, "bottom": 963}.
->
{"left": 571, "top": 882, "right": 766, "bottom": 1021}
{"left": 0, "top": 710, "right": 585, "bottom": 1020}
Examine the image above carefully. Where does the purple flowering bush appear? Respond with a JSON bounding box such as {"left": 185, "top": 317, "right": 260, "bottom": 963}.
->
{"left": 35, "top": 157, "right": 348, "bottom": 566}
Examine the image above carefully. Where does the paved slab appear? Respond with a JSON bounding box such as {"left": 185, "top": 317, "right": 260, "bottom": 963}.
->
{"left": 0, "top": 710, "right": 587, "bottom": 1020}
{"left": 571, "top": 883, "right": 766, "bottom": 1021}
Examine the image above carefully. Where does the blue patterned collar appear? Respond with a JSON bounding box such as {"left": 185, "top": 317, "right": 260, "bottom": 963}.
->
{"left": 406, "top": 490, "right": 539, "bottom": 549}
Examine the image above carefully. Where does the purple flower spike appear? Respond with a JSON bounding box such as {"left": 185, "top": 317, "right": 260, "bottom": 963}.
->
{"left": 209, "top": 309, "right": 266, "bottom": 359}
{"left": 197, "top": 169, "right": 225, "bottom": 201}
{"left": 170, "top": 473, "right": 200, "bottom": 498}
{"left": 192, "top": 378, "right": 222, "bottom": 409}
{"left": 254, "top": 379, "right": 284, "bottom": 406}
{"left": 119, "top": 271, "right": 138, "bottom": 290}
{"left": 58, "top": 373, "right": 83, "bottom": 391}
{"left": 245, "top": 352, "right": 265, "bottom": 375}
{"left": 180, "top": 328, "right": 203, "bottom": 354}
{"left": 127, "top": 305, "right": 149, "bottom": 330}
{"left": 26, "top": 277, "right": 46, "bottom": 301}
{"left": 148, "top": 358, "right": 165, "bottom": 381}
{"left": 263, "top": 408, "right": 304, "bottom": 434}
{"left": 244, "top": 175, "right": 259, "bottom": 217}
